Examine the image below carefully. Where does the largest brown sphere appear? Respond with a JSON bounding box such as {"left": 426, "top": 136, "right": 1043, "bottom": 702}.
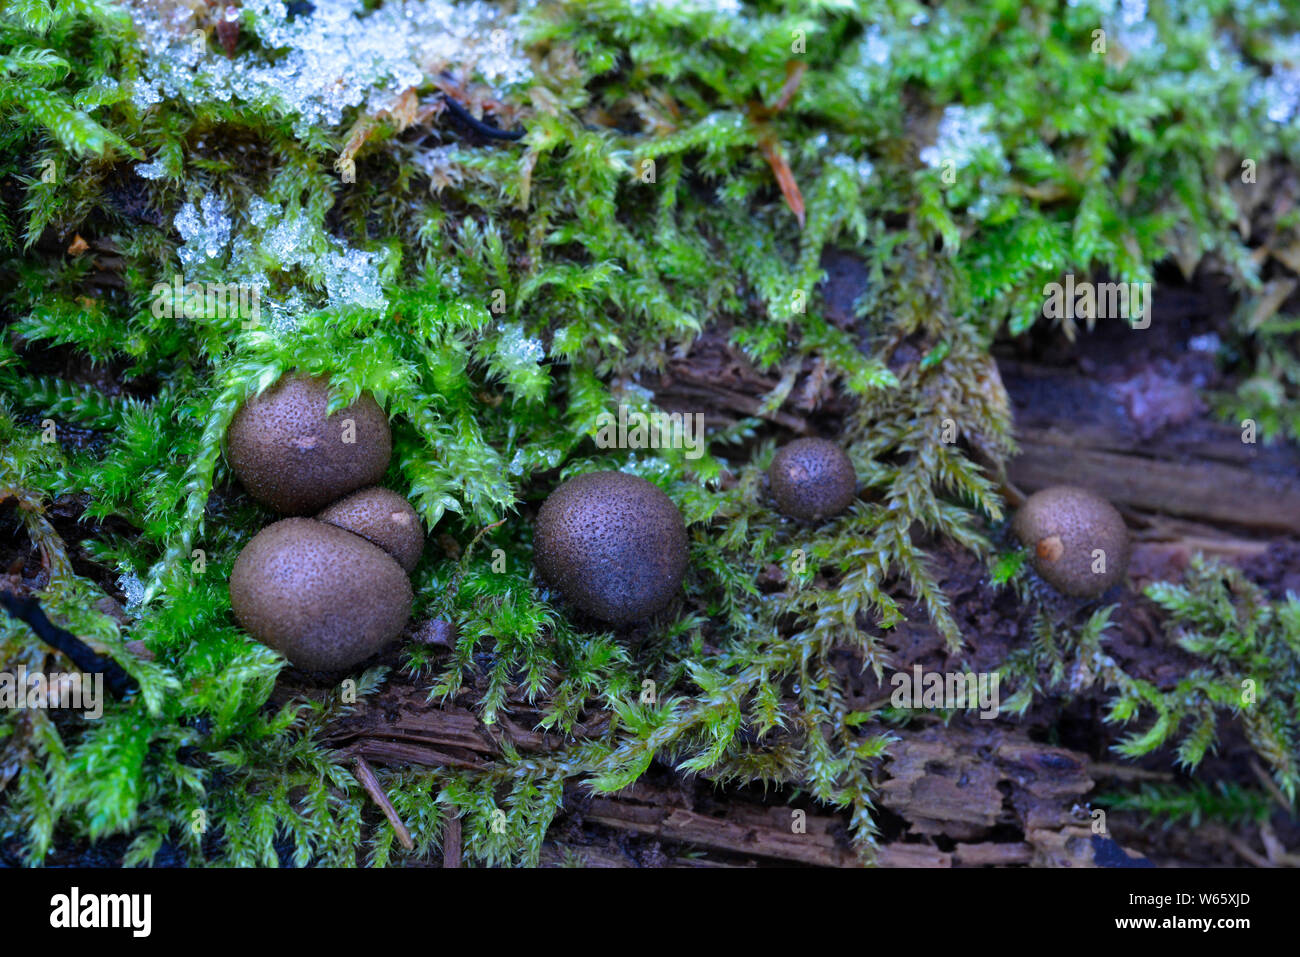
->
{"left": 230, "top": 518, "right": 412, "bottom": 671}
{"left": 534, "top": 471, "right": 688, "bottom": 625}
{"left": 225, "top": 373, "right": 391, "bottom": 514}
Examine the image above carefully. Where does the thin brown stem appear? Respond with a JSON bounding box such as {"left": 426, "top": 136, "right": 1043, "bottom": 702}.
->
{"left": 352, "top": 756, "right": 414, "bottom": 851}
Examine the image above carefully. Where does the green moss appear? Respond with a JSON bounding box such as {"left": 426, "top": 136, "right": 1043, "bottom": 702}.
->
{"left": 1000, "top": 557, "right": 1300, "bottom": 806}
{"left": 2, "top": 0, "right": 1299, "bottom": 865}
{"left": 1095, "top": 780, "right": 1274, "bottom": 832}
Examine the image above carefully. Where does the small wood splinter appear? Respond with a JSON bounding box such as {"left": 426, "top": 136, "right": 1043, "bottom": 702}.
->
{"left": 351, "top": 756, "right": 414, "bottom": 851}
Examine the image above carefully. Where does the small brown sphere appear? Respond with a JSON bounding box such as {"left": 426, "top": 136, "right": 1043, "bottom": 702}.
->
{"left": 230, "top": 518, "right": 412, "bottom": 671}
{"left": 769, "top": 438, "right": 857, "bottom": 522}
{"left": 534, "top": 471, "right": 688, "bottom": 625}
{"left": 225, "top": 372, "right": 391, "bottom": 515}
{"left": 317, "top": 487, "right": 424, "bottom": 574}
{"left": 1012, "top": 485, "right": 1130, "bottom": 597}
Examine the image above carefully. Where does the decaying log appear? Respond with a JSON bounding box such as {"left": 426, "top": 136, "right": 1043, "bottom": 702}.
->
{"left": 322, "top": 683, "right": 575, "bottom": 769}
{"left": 540, "top": 841, "right": 749, "bottom": 868}
{"left": 579, "top": 781, "right": 859, "bottom": 867}
{"left": 631, "top": 327, "right": 851, "bottom": 434}
{"left": 877, "top": 725, "right": 1100, "bottom": 867}
{"left": 564, "top": 723, "right": 1103, "bottom": 867}
{"left": 1027, "top": 827, "right": 1099, "bottom": 868}
{"left": 320, "top": 669, "right": 1105, "bottom": 866}
{"left": 1001, "top": 361, "right": 1300, "bottom": 535}
{"left": 952, "top": 842, "right": 1034, "bottom": 866}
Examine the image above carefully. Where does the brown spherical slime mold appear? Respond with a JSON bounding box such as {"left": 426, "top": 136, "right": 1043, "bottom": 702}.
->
{"left": 229, "top": 518, "right": 412, "bottom": 671}
{"left": 534, "top": 471, "right": 688, "bottom": 626}
{"left": 769, "top": 437, "right": 857, "bottom": 522}
{"left": 1011, "top": 485, "right": 1130, "bottom": 597}
{"left": 317, "top": 486, "right": 424, "bottom": 574}
{"left": 225, "top": 372, "right": 392, "bottom": 515}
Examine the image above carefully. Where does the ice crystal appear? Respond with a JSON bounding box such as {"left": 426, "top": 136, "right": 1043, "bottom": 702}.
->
{"left": 174, "top": 193, "right": 233, "bottom": 267}
{"left": 1117, "top": 0, "right": 1147, "bottom": 27}
{"left": 507, "top": 448, "right": 524, "bottom": 476}
{"left": 1069, "top": 0, "right": 1161, "bottom": 57}
{"left": 117, "top": 571, "right": 145, "bottom": 611}
{"left": 1264, "top": 70, "right": 1300, "bottom": 122}
{"left": 845, "top": 25, "right": 892, "bottom": 97}
{"left": 263, "top": 291, "right": 306, "bottom": 336}
{"left": 633, "top": 0, "right": 742, "bottom": 16}
{"left": 126, "top": 0, "right": 533, "bottom": 136}
{"left": 859, "top": 26, "right": 891, "bottom": 68}
{"left": 261, "top": 209, "right": 318, "bottom": 270}
{"left": 495, "top": 322, "right": 545, "bottom": 366}
{"left": 919, "top": 104, "right": 1004, "bottom": 171}
{"left": 246, "top": 196, "right": 279, "bottom": 230}
{"left": 507, "top": 445, "right": 563, "bottom": 477}
{"left": 134, "top": 158, "right": 167, "bottom": 180}
{"left": 165, "top": 186, "right": 389, "bottom": 332}
{"left": 1113, "top": 0, "right": 1160, "bottom": 57}
{"left": 242, "top": 197, "right": 389, "bottom": 312}
{"left": 322, "top": 248, "right": 386, "bottom": 310}
{"left": 619, "top": 453, "right": 673, "bottom": 480}
{"left": 619, "top": 382, "right": 656, "bottom": 403}
{"left": 830, "top": 153, "right": 875, "bottom": 182}
{"left": 1251, "top": 35, "right": 1300, "bottom": 124}
{"left": 968, "top": 186, "right": 1002, "bottom": 220}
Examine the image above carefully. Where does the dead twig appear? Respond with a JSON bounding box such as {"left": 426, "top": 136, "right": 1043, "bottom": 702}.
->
{"left": 747, "top": 61, "right": 807, "bottom": 227}
{"left": 443, "top": 815, "right": 462, "bottom": 869}
{"left": 0, "top": 590, "right": 137, "bottom": 699}
{"left": 351, "top": 756, "right": 414, "bottom": 851}
{"left": 1249, "top": 759, "right": 1295, "bottom": 816}
{"left": 1225, "top": 833, "right": 1273, "bottom": 868}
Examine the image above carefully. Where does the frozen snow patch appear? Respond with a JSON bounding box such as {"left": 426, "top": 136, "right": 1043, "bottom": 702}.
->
{"left": 920, "top": 104, "right": 1004, "bottom": 172}
{"left": 135, "top": 158, "right": 167, "bottom": 180}
{"left": 117, "top": 571, "right": 145, "bottom": 611}
{"left": 175, "top": 194, "right": 233, "bottom": 266}
{"left": 126, "top": 0, "right": 533, "bottom": 135}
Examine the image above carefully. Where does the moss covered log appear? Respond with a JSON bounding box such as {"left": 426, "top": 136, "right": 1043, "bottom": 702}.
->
{"left": 1, "top": 0, "right": 1299, "bottom": 866}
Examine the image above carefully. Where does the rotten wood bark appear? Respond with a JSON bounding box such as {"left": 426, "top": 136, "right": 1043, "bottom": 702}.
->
{"left": 318, "top": 671, "right": 1107, "bottom": 867}
{"left": 876, "top": 725, "right": 1098, "bottom": 868}
{"left": 322, "top": 684, "right": 578, "bottom": 770}
{"left": 578, "top": 781, "right": 858, "bottom": 867}
{"left": 558, "top": 724, "right": 1104, "bottom": 868}
{"left": 442, "top": 815, "right": 462, "bottom": 869}
{"left": 631, "top": 327, "right": 851, "bottom": 435}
